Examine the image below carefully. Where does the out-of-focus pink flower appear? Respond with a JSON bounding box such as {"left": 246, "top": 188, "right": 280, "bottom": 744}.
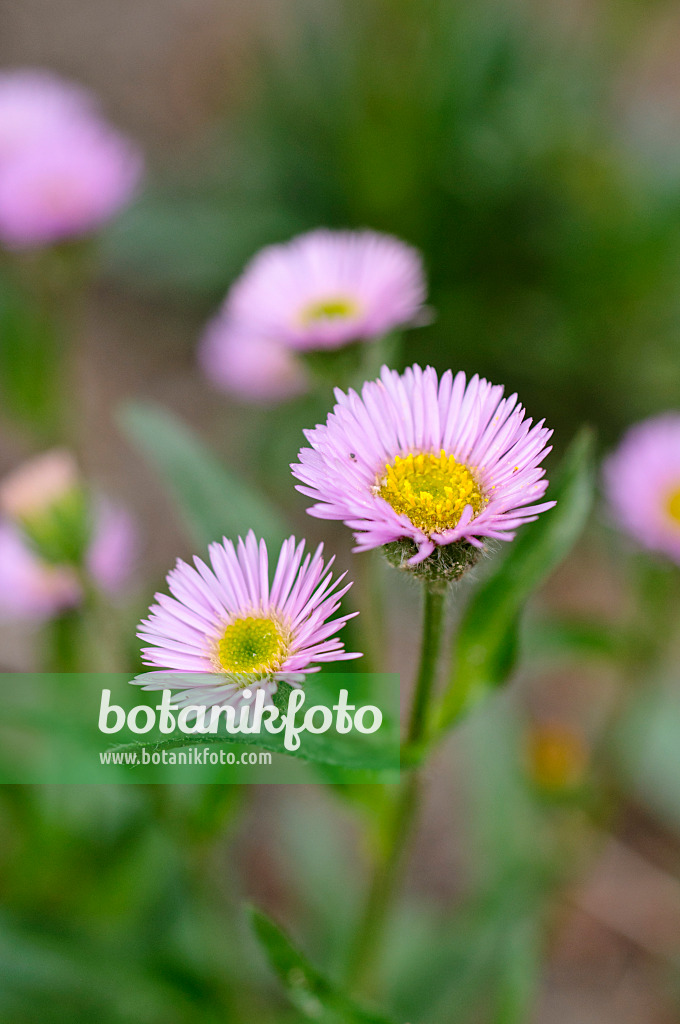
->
{"left": 86, "top": 499, "right": 138, "bottom": 593}
{"left": 0, "top": 451, "right": 138, "bottom": 620}
{"left": 222, "top": 229, "right": 427, "bottom": 352}
{"left": 0, "top": 448, "right": 79, "bottom": 522}
{"left": 603, "top": 414, "right": 680, "bottom": 565}
{"left": 0, "top": 122, "right": 142, "bottom": 249}
{"left": 0, "top": 69, "right": 96, "bottom": 162}
{"left": 199, "top": 315, "right": 309, "bottom": 404}
{"left": 0, "top": 523, "right": 80, "bottom": 621}
{"left": 0, "top": 500, "right": 137, "bottom": 622}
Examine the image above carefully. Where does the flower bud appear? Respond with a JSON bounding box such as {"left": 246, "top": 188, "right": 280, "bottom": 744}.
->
{"left": 0, "top": 450, "right": 91, "bottom": 566}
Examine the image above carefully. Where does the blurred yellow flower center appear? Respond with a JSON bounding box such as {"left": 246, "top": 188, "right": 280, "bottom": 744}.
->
{"left": 218, "top": 615, "right": 286, "bottom": 675}
{"left": 528, "top": 723, "right": 588, "bottom": 792}
{"left": 376, "top": 450, "right": 486, "bottom": 534}
{"left": 667, "top": 486, "right": 680, "bottom": 525}
{"left": 299, "top": 296, "right": 357, "bottom": 325}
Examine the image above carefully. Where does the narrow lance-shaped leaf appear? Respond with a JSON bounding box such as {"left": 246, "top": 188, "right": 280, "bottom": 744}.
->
{"left": 249, "top": 907, "right": 398, "bottom": 1024}
{"left": 108, "top": 674, "right": 400, "bottom": 776}
{"left": 437, "top": 428, "right": 595, "bottom": 731}
{"left": 107, "top": 712, "right": 398, "bottom": 774}
{"left": 118, "top": 401, "right": 289, "bottom": 549}
{"left": 524, "top": 617, "right": 628, "bottom": 664}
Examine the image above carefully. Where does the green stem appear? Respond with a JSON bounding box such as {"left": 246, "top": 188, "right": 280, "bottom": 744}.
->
{"left": 345, "top": 584, "right": 446, "bottom": 993}
{"left": 45, "top": 609, "right": 84, "bottom": 673}
{"left": 76, "top": 571, "right": 125, "bottom": 672}
{"left": 407, "top": 585, "right": 445, "bottom": 746}
{"left": 43, "top": 570, "right": 123, "bottom": 673}
{"left": 1, "top": 244, "right": 92, "bottom": 442}
{"left": 344, "top": 773, "right": 421, "bottom": 992}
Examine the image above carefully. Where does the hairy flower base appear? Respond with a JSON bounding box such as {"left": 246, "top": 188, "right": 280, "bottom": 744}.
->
{"left": 217, "top": 615, "right": 287, "bottom": 674}
{"left": 377, "top": 450, "right": 486, "bottom": 535}
{"left": 382, "top": 537, "right": 483, "bottom": 586}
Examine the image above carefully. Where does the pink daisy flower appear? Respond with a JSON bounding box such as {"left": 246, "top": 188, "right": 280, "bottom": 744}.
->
{"left": 0, "top": 523, "right": 80, "bottom": 621}
{"left": 603, "top": 414, "right": 680, "bottom": 564}
{"left": 0, "top": 121, "right": 142, "bottom": 249}
{"left": 199, "top": 316, "right": 308, "bottom": 404}
{"left": 0, "top": 449, "right": 138, "bottom": 606}
{"left": 86, "top": 500, "right": 138, "bottom": 593}
{"left": 223, "top": 228, "right": 426, "bottom": 352}
{"left": 0, "top": 502, "right": 137, "bottom": 622}
{"left": 292, "top": 364, "right": 555, "bottom": 567}
{"left": 135, "top": 531, "right": 360, "bottom": 709}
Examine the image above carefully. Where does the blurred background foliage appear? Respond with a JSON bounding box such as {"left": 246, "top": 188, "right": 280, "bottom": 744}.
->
{"left": 1, "top": 0, "right": 680, "bottom": 1022}
{"left": 104, "top": 0, "right": 680, "bottom": 445}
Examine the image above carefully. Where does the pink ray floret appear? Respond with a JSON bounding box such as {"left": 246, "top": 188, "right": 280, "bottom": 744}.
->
{"left": 199, "top": 317, "right": 309, "bottom": 403}
{"left": 0, "top": 69, "right": 97, "bottom": 161}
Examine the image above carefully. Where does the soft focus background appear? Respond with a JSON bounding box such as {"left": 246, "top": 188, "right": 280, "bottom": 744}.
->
{"left": 1, "top": 1, "right": 680, "bottom": 1021}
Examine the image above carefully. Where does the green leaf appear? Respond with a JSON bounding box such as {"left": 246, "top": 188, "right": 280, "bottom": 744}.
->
{"left": 249, "top": 907, "right": 397, "bottom": 1024}
{"left": 437, "top": 429, "right": 595, "bottom": 731}
{"left": 118, "top": 401, "right": 289, "bottom": 549}
{"left": 524, "top": 617, "right": 628, "bottom": 664}
{"left": 102, "top": 193, "right": 299, "bottom": 299}
{"left": 109, "top": 674, "right": 399, "bottom": 777}
{"left": 615, "top": 686, "right": 680, "bottom": 834}
{"left": 108, "top": 721, "right": 398, "bottom": 775}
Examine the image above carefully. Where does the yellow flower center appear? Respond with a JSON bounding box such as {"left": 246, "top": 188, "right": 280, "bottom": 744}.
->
{"left": 376, "top": 450, "right": 486, "bottom": 535}
{"left": 217, "top": 615, "right": 287, "bottom": 675}
{"left": 299, "top": 296, "right": 358, "bottom": 325}
{"left": 667, "top": 486, "right": 680, "bottom": 526}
